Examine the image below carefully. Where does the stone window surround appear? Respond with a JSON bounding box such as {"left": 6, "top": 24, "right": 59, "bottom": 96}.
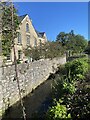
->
{"left": 17, "top": 32, "right": 22, "bottom": 44}
{"left": 26, "top": 35, "right": 30, "bottom": 45}
{"left": 26, "top": 23, "right": 30, "bottom": 33}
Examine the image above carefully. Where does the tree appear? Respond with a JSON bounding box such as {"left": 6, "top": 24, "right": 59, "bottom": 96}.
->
{"left": 69, "top": 30, "right": 75, "bottom": 36}
{"left": 1, "top": 2, "right": 19, "bottom": 57}
{"left": 56, "top": 30, "right": 75, "bottom": 46}
{"left": 56, "top": 32, "right": 67, "bottom": 45}
{"left": 74, "top": 35, "right": 88, "bottom": 53}
{"left": 1, "top": 2, "right": 26, "bottom": 120}
{"left": 24, "top": 41, "right": 65, "bottom": 61}
{"left": 56, "top": 30, "right": 88, "bottom": 56}
{"left": 84, "top": 40, "right": 90, "bottom": 54}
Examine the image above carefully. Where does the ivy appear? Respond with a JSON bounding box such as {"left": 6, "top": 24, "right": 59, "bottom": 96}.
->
{"left": 1, "top": 2, "right": 19, "bottom": 57}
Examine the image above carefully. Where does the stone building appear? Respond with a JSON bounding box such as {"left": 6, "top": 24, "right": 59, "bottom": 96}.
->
{"left": 6, "top": 14, "right": 47, "bottom": 64}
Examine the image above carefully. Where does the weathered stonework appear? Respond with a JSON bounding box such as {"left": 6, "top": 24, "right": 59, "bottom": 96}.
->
{"left": 0, "top": 56, "right": 66, "bottom": 117}
{"left": 5, "top": 14, "right": 47, "bottom": 64}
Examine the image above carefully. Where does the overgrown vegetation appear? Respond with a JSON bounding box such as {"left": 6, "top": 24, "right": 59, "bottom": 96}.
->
{"left": 1, "top": 2, "right": 19, "bottom": 57}
{"left": 1, "top": 1, "right": 89, "bottom": 119}
{"left": 24, "top": 41, "right": 65, "bottom": 61}
{"left": 46, "top": 99, "right": 71, "bottom": 120}
{"left": 56, "top": 30, "right": 88, "bottom": 56}
{"left": 65, "top": 57, "right": 88, "bottom": 80}
{"left": 85, "top": 40, "right": 90, "bottom": 54}
{"left": 24, "top": 30, "right": 88, "bottom": 61}
{"left": 46, "top": 56, "right": 90, "bottom": 119}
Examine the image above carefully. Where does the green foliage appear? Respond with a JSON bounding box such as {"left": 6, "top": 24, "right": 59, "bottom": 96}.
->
{"left": 56, "top": 30, "right": 88, "bottom": 55}
{"left": 31, "top": 47, "right": 41, "bottom": 60}
{"left": 70, "top": 79, "right": 90, "bottom": 119}
{"left": 46, "top": 57, "right": 89, "bottom": 119}
{"left": 85, "top": 40, "right": 90, "bottom": 54}
{"left": 24, "top": 46, "right": 41, "bottom": 61}
{"left": 65, "top": 58, "right": 88, "bottom": 80}
{"left": 56, "top": 32, "right": 67, "bottom": 45}
{"left": 1, "top": 2, "right": 19, "bottom": 56}
{"left": 63, "top": 81, "right": 76, "bottom": 94}
{"left": 66, "top": 35, "right": 88, "bottom": 54}
{"left": 43, "top": 41, "right": 65, "bottom": 59}
{"left": 46, "top": 99, "right": 71, "bottom": 120}
{"left": 24, "top": 41, "right": 65, "bottom": 60}
{"left": 53, "top": 57, "right": 88, "bottom": 98}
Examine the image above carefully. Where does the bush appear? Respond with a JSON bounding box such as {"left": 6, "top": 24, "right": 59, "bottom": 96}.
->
{"left": 46, "top": 57, "right": 89, "bottom": 119}
{"left": 65, "top": 58, "right": 88, "bottom": 80}
{"left": 46, "top": 99, "right": 71, "bottom": 120}
{"left": 63, "top": 81, "right": 76, "bottom": 94}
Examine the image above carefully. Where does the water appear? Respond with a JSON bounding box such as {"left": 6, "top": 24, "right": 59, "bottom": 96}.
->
{"left": 2, "top": 75, "right": 55, "bottom": 119}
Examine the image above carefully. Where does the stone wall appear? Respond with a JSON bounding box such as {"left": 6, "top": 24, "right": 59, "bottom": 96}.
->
{"left": 0, "top": 56, "right": 3, "bottom": 117}
{"left": 0, "top": 56, "right": 66, "bottom": 116}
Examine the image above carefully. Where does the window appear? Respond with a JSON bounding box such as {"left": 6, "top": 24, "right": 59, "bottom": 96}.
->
{"left": 18, "top": 50, "right": 22, "bottom": 60}
{"left": 26, "top": 23, "right": 29, "bottom": 32}
{"left": 39, "top": 39, "right": 42, "bottom": 47}
{"left": 34, "top": 39, "right": 37, "bottom": 47}
{"left": 7, "top": 54, "right": 11, "bottom": 61}
{"left": 26, "top": 35, "right": 30, "bottom": 45}
{"left": 17, "top": 33, "right": 22, "bottom": 44}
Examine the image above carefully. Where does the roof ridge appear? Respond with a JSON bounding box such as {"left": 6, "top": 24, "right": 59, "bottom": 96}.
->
{"left": 19, "top": 14, "right": 28, "bottom": 17}
{"left": 18, "top": 14, "right": 29, "bottom": 23}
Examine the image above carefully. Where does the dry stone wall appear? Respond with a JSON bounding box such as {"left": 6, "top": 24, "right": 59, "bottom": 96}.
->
{"left": 0, "top": 56, "right": 66, "bottom": 116}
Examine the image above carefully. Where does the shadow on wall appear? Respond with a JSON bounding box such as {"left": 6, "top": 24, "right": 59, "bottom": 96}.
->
{"left": 0, "top": 56, "right": 66, "bottom": 119}
{"left": 1, "top": 73, "right": 55, "bottom": 119}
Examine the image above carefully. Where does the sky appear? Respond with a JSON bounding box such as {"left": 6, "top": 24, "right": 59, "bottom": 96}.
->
{"left": 14, "top": 2, "right": 88, "bottom": 41}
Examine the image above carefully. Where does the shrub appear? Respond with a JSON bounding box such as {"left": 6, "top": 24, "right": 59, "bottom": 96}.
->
{"left": 65, "top": 58, "right": 88, "bottom": 80}
{"left": 46, "top": 57, "right": 89, "bottom": 120}
{"left": 46, "top": 99, "right": 71, "bottom": 120}
{"left": 63, "top": 81, "right": 76, "bottom": 94}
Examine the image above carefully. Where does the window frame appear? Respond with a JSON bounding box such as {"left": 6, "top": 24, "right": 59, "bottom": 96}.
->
{"left": 26, "top": 35, "right": 30, "bottom": 45}
{"left": 26, "top": 23, "right": 29, "bottom": 32}
{"left": 17, "top": 32, "right": 22, "bottom": 44}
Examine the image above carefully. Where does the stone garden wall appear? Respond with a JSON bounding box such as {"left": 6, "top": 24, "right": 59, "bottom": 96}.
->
{"left": 0, "top": 56, "right": 66, "bottom": 117}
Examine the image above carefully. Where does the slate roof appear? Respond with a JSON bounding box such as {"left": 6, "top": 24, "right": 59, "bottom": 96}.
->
{"left": 36, "top": 30, "right": 45, "bottom": 38}
{"left": 18, "top": 14, "right": 28, "bottom": 23}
